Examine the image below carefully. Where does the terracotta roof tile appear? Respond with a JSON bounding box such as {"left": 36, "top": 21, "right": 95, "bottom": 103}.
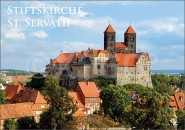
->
{"left": 52, "top": 53, "right": 75, "bottom": 64}
{"left": 5, "top": 85, "right": 23, "bottom": 103}
{"left": 12, "top": 77, "right": 29, "bottom": 84}
{"left": 73, "top": 109, "right": 86, "bottom": 117}
{"left": 83, "top": 51, "right": 91, "bottom": 57}
{"left": 76, "top": 52, "right": 82, "bottom": 58}
{"left": 14, "top": 89, "right": 47, "bottom": 104}
{"left": 77, "top": 82, "right": 99, "bottom": 97}
{"left": 68, "top": 92, "right": 84, "bottom": 108}
{"left": 174, "top": 92, "right": 185, "bottom": 109}
{"left": 116, "top": 42, "right": 127, "bottom": 49}
{"left": 169, "top": 96, "right": 178, "bottom": 112}
{"left": 115, "top": 53, "right": 150, "bottom": 67}
{"left": 92, "top": 50, "right": 108, "bottom": 57}
{"left": 0, "top": 103, "right": 34, "bottom": 120}
{"left": 104, "top": 24, "right": 116, "bottom": 33}
{"left": 125, "top": 26, "right": 136, "bottom": 34}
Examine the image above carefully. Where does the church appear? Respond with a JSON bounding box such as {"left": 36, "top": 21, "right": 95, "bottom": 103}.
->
{"left": 45, "top": 24, "right": 153, "bottom": 88}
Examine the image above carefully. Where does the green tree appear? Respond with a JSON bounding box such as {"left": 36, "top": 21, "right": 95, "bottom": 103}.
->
{"left": 0, "top": 90, "right": 8, "bottom": 104}
{"left": 0, "top": 79, "right": 6, "bottom": 86}
{"left": 123, "top": 84, "right": 152, "bottom": 94}
{"left": 151, "top": 74, "right": 175, "bottom": 95}
{"left": 26, "top": 73, "right": 45, "bottom": 90}
{"left": 94, "top": 76, "right": 114, "bottom": 89}
{"left": 4, "top": 119, "right": 18, "bottom": 130}
{"left": 17, "top": 116, "right": 37, "bottom": 129}
{"left": 39, "top": 75, "right": 77, "bottom": 129}
{"left": 154, "top": 82, "right": 174, "bottom": 96}
{"left": 176, "top": 109, "right": 185, "bottom": 130}
{"left": 100, "top": 84, "right": 131, "bottom": 123}
{"left": 152, "top": 74, "right": 170, "bottom": 87}
{"left": 124, "top": 90, "right": 174, "bottom": 129}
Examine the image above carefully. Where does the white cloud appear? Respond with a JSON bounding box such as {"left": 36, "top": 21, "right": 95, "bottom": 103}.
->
{"left": 5, "top": 27, "right": 25, "bottom": 40}
{"left": 58, "top": 16, "right": 94, "bottom": 28}
{"left": 30, "top": 30, "right": 48, "bottom": 39}
{"left": 137, "top": 17, "right": 184, "bottom": 36}
{"left": 60, "top": 41, "right": 102, "bottom": 52}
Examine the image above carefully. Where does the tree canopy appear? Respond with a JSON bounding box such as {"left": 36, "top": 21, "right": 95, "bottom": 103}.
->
{"left": 176, "top": 109, "right": 185, "bottom": 130}
{"left": 4, "top": 119, "right": 18, "bottom": 130}
{"left": 0, "top": 90, "right": 8, "bottom": 104}
{"left": 94, "top": 76, "right": 114, "bottom": 89}
{"left": 100, "top": 84, "right": 131, "bottom": 123}
{"left": 0, "top": 79, "right": 6, "bottom": 86}
{"left": 17, "top": 116, "right": 37, "bottom": 129}
{"left": 39, "top": 75, "right": 77, "bottom": 129}
{"left": 26, "top": 73, "right": 45, "bottom": 90}
{"left": 124, "top": 91, "right": 174, "bottom": 129}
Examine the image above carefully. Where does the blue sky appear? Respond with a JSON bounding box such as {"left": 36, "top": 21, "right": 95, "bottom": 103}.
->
{"left": 1, "top": 1, "right": 184, "bottom": 72}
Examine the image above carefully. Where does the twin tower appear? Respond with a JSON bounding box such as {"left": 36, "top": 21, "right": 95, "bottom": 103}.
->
{"left": 104, "top": 24, "right": 136, "bottom": 54}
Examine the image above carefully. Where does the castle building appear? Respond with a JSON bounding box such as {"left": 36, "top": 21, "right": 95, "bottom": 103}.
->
{"left": 46, "top": 24, "right": 152, "bottom": 88}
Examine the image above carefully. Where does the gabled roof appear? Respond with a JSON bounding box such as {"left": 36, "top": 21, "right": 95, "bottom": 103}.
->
{"left": 115, "top": 53, "right": 150, "bottom": 67}
{"left": 68, "top": 92, "right": 84, "bottom": 108}
{"left": 5, "top": 84, "right": 23, "bottom": 103}
{"left": 92, "top": 50, "right": 108, "bottom": 57}
{"left": 104, "top": 24, "right": 116, "bottom": 33}
{"left": 83, "top": 50, "right": 91, "bottom": 57}
{"left": 174, "top": 92, "right": 185, "bottom": 109}
{"left": 77, "top": 82, "right": 99, "bottom": 97}
{"left": 12, "top": 77, "right": 29, "bottom": 84}
{"left": 169, "top": 96, "right": 178, "bottom": 112}
{"left": 52, "top": 53, "right": 75, "bottom": 64}
{"left": 14, "top": 89, "right": 47, "bottom": 104}
{"left": 75, "top": 52, "right": 82, "bottom": 58}
{"left": 116, "top": 42, "right": 127, "bottom": 49}
{"left": 0, "top": 103, "right": 34, "bottom": 120}
{"left": 73, "top": 109, "right": 86, "bottom": 117}
{"left": 125, "top": 26, "right": 136, "bottom": 34}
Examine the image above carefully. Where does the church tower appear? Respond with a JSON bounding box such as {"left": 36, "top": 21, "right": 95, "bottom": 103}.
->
{"left": 124, "top": 26, "right": 136, "bottom": 53}
{"left": 104, "top": 24, "right": 116, "bottom": 53}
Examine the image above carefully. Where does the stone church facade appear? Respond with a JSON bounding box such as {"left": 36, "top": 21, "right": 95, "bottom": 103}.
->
{"left": 46, "top": 24, "right": 152, "bottom": 88}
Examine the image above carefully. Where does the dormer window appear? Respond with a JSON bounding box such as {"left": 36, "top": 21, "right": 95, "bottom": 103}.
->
{"left": 179, "top": 96, "right": 183, "bottom": 101}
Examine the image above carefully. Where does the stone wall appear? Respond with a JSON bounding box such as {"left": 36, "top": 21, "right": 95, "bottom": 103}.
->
{"left": 116, "top": 54, "right": 152, "bottom": 87}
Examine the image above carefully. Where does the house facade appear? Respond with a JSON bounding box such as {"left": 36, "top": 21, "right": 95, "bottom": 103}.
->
{"left": 46, "top": 24, "right": 152, "bottom": 87}
{"left": 68, "top": 82, "right": 101, "bottom": 115}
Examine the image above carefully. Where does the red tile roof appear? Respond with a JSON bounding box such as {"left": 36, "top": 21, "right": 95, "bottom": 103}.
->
{"left": 125, "top": 26, "right": 136, "bottom": 34}
{"left": 115, "top": 53, "right": 150, "bottom": 67}
{"left": 77, "top": 82, "right": 99, "bottom": 98}
{"left": 83, "top": 50, "right": 91, "bottom": 57}
{"left": 0, "top": 103, "right": 34, "bottom": 120}
{"left": 116, "top": 42, "right": 127, "bottom": 49}
{"left": 104, "top": 24, "right": 116, "bottom": 33}
{"left": 52, "top": 53, "right": 75, "bottom": 64}
{"left": 92, "top": 50, "right": 108, "bottom": 57}
{"left": 169, "top": 96, "right": 178, "bottom": 112}
{"left": 12, "top": 77, "right": 29, "bottom": 85}
{"left": 68, "top": 92, "right": 84, "bottom": 108}
{"left": 14, "top": 89, "right": 47, "bottom": 104}
{"left": 5, "top": 85, "right": 23, "bottom": 103}
{"left": 73, "top": 109, "right": 86, "bottom": 117}
{"left": 174, "top": 92, "right": 185, "bottom": 109}
{"left": 76, "top": 52, "right": 82, "bottom": 58}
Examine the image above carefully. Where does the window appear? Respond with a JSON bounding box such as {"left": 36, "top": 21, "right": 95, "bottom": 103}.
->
{"left": 179, "top": 96, "right": 183, "bottom": 101}
{"left": 144, "top": 66, "right": 147, "bottom": 70}
{"left": 97, "top": 65, "right": 100, "bottom": 69}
